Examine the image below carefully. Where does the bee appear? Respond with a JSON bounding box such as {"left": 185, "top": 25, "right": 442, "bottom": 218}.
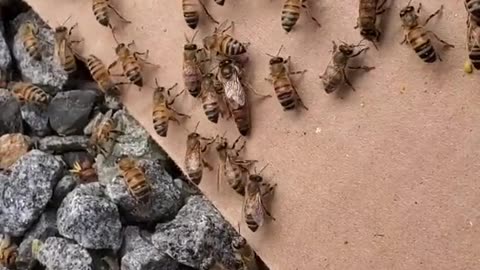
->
{"left": 214, "top": 0, "right": 225, "bottom": 6}
{"left": 266, "top": 46, "right": 308, "bottom": 111}
{"left": 9, "top": 82, "right": 50, "bottom": 105}
{"left": 87, "top": 54, "right": 123, "bottom": 97}
{"left": 92, "top": 0, "right": 131, "bottom": 28}
{"left": 281, "top": 0, "right": 321, "bottom": 33}
{"left": 232, "top": 236, "right": 258, "bottom": 270}
{"left": 399, "top": 1, "right": 454, "bottom": 63}
{"left": 200, "top": 73, "right": 224, "bottom": 123}
{"left": 109, "top": 39, "right": 158, "bottom": 88}
{"left": 243, "top": 165, "right": 276, "bottom": 232}
{"left": 215, "top": 135, "right": 256, "bottom": 195}
{"left": 116, "top": 155, "right": 151, "bottom": 204}
{"left": 465, "top": 0, "right": 480, "bottom": 24}
{"left": 355, "top": 0, "right": 387, "bottom": 47}
{"left": 184, "top": 123, "right": 215, "bottom": 185}
{"left": 0, "top": 234, "right": 17, "bottom": 269}
{"left": 152, "top": 79, "right": 190, "bottom": 137}
{"left": 467, "top": 16, "right": 480, "bottom": 71}
{"left": 319, "top": 41, "right": 375, "bottom": 94}
{"left": 89, "top": 110, "right": 122, "bottom": 156}
{"left": 69, "top": 159, "right": 98, "bottom": 183}
{"left": 54, "top": 22, "right": 83, "bottom": 74}
{"left": 183, "top": 31, "right": 203, "bottom": 97}
{"left": 18, "top": 21, "right": 41, "bottom": 61}
{"left": 203, "top": 21, "right": 248, "bottom": 57}
{"left": 182, "top": 0, "right": 218, "bottom": 29}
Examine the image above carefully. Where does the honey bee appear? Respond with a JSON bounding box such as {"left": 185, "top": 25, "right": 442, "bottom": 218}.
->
{"left": 232, "top": 236, "right": 258, "bottom": 270}
{"left": 203, "top": 21, "right": 248, "bottom": 57}
{"left": 465, "top": 0, "right": 480, "bottom": 24}
{"left": 399, "top": 1, "right": 454, "bottom": 63}
{"left": 18, "top": 21, "right": 41, "bottom": 61}
{"left": 92, "top": 0, "right": 131, "bottom": 28}
{"left": 183, "top": 31, "right": 203, "bottom": 97}
{"left": 116, "top": 155, "right": 151, "bottom": 204}
{"left": 355, "top": 0, "right": 387, "bottom": 47}
{"left": 266, "top": 46, "right": 308, "bottom": 111}
{"left": 54, "top": 22, "right": 83, "bottom": 74}
{"left": 9, "top": 82, "right": 50, "bottom": 105}
{"left": 184, "top": 123, "right": 215, "bottom": 185}
{"left": 215, "top": 135, "right": 256, "bottom": 195}
{"left": 89, "top": 110, "right": 122, "bottom": 156}
{"left": 0, "top": 234, "right": 17, "bottom": 269}
{"left": 182, "top": 0, "right": 218, "bottom": 29}
{"left": 69, "top": 159, "right": 98, "bottom": 183}
{"left": 200, "top": 73, "right": 223, "bottom": 123}
{"left": 319, "top": 41, "right": 375, "bottom": 94}
{"left": 152, "top": 79, "right": 190, "bottom": 137}
{"left": 243, "top": 165, "right": 276, "bottom": 232}
{"left": 214, "top": 0, "right": 225, "bottom": 6}
{"left": 87, "top": 54, "right": 124, "bottom": 97}
{"left": 467, "top": 16, "right": 480, "bottom": 70}
{"left": 109, "top": 39, "right": 158, "bottom": 88}
{"left": 281, "top": 0, "right": 321, "bottom": 33}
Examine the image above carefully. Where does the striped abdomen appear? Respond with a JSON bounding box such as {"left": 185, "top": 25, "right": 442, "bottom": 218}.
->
{"left": 358, "top": 0, "right": 377, "bottom": 27}
{"left": 321, "top": 66, "right": 343, "bottom": 94}
{"left": 230, "top": 105, "right": 250, "bottom": 136}
{"left": 62, "top": 46, "right": 77, "bottom": 74}
{"left": 183, "top": 63, "right": 202, "bottom": 97}
{"left": 14, "top": 84, "right": 50, "bottom": 104}
{"left": 23, "top": 34, "right": 41, "bottom": 61}
{"left": 122, "top": 57, "right": 143, "bottom": 86}
{"left": 273, "top": 77, "right": 296, "bottom": 110}
{"left": 93, "top": 0, "right": 110, "bottom": 27}
{"left": 245, "top": 214, "right": 259, "bottom": 232}
{"left": 219, "top": 35, "right": 247, "bottom": 56}
{"left": 87, "top": 55, "right": 120, "bottom": 96}
{"left": 123, "top": 168, "right": 151, "bottom": 203}
{"left": 201, "top": 90, "right": 220, "bottom": 123}
{"left": 281, "top": 0, "right": 302, "bottom": 32}
{"left": 152, "top": 105, "right": 169, "bottom": 137}
{"left": 182, "top": 0, "right": 199, "bottom": 29}
{"left": 224, "top": 161, "right": 245, "bottom": 195}
{"left": 0, "top": 242, "right": 17, "bottom": 268}
{"left": 407, "top": 27, "right": 436, "bottom": 63}
{"left": 466, "top": 0, "right": 480, "bottom": 23}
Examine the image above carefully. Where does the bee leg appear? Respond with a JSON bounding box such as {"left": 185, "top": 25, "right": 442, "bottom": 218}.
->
{"left": 400, "top": 35, "right": 407, "bottom": 45}
{"left": 216, "top": 164, "right": 222, "bottom": 192}
{"left": 302, "top": 2, "right": 321, "bottom": 28}
{"left": 348, "top": 66, "right": 375, "bottom": 72}
{"left": 244, "top": 82, "right": 271, "bottom": 98}
{"left": 376, "top": 0, "right": 388, "bottom": 14}
{"left": 416, "top": 2, "right": 422, "bottom": 14}
{"left": 350, "top": 47, "right": 369, "bottom": 58}
{"left": 171, "top": 108, "right": 191, "bottom": 119}
{"left": 293, "top": 86, "right": 308, "bottom": 111}
{"left": 427, "top": 31, "right": 455, "bottom": 49}
{"left": 199, "top": 0, "right": 219, "bottom": 24}
{"left": 202, "top": 159, "right": 213, "bottom": 171}
{"left": 107, "top": 60, "right": 119, "bottom": 72}
{"left": 231, "top": 135, "right": 244, "bottom": 151}
{"left": 289, "top": 69, "right": 308, "bottom": 76}
{"left": 423, "top": 5, "right": 443, "bottom": 27}
{"left": 261, "top": 182, "right": 277, "bottom": 197}
{"left": 343, "top": 73, "right": 357, "bottom": 92}
{"left": 108, "top": 4, "right": 132, "bottom": 23}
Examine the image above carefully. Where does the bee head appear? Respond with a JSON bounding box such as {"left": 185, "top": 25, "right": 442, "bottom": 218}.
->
{"left": 269, "top": 56, "right": 284, "bottom": 65}
{"left": 115, "top": 155, "right": 128, "bottom": 165}
{"left": 360, "top": 29, "right": 378, "bottom": 41}
{"left": 400, "top": 5, "right": 415, "bottom": 17}
{"left": 55, "top": 26, "right": 67, "bottom": 33}
{"left": 115, "top": 43, "right": 127, "bottom": 54}
{"left": 184, "top": 43, "right": 197, "bottom": 51}
{"left": 249, "top": 174, "right": 263, "bottom": 183}
{"left": 399, "top": 5, "right": 418, "bottom": 27}
{"left": 338, "top": 45, "right": 354, "bottom": 56}
{"left": 232, "top": 237, "right": 247, "bottom": 250}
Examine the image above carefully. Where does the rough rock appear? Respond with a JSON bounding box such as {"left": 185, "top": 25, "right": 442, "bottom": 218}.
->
{"left": 57, "top": 183, "right": 122, "bottom": 250}
{"left": 105, "top": 159, "right": 184, "bottom": 223}
{"left": 21, "top": 103, "right": 51, "bottom": 136}
{"left": 83, "top": 112, "right": 103, "bottom": 135}
{"left": 0, "top": 150, "right": 63, "bottom": 236}
{"left": 48, "top": 90, "right": 98, "bottom": 135}
{"left": 61, "top": 151, "right": 94, "bottom": 169}
{"left": 0, "top": 89, "right": 23, "bottom": 135}
{"left": 152, "top": 196, "right": 239, "bottom": 269}
{"left": 0, "top": 133, "right": 30, "bottom": 169}
{"left": 51, "top": 174, "right": 77, "bottom": 207}
{"left": 10, "top": 10, "right": 68, "bottom": 89}
{"left": 16, "top": 209, "right": 58, "bottom": 270}
{"left": 37, "top": 135, "right": 89, "bottom": 153}
{"left": 120, "top": 226, "right": 178, "bottom": 270}
{"left": 36, "top": 237, "right": 92, "bottom": 270}
{"left": 0, "top": 19, "right": 11, "bottom": 73}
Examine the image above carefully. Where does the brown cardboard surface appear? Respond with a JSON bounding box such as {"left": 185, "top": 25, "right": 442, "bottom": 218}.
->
{"left": 25, "top": 0, "right": 480, "bottom": 269}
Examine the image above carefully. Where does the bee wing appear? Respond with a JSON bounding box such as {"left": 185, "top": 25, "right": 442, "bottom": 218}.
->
{"left": 185, "top": 146, "right": 201, "bottom": 170}
{"left": 55, "top": 38, "right": 68, "bottom": 65}
{"left": 243, "top": 191, "right": 265, "bottom": 227}
{"left": 223, "top": 74, "right": 246, "bottom": 110}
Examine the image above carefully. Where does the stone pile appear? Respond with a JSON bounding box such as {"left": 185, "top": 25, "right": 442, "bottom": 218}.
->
{"left": 0, "top": 1, "right": 248, "bottom": 270}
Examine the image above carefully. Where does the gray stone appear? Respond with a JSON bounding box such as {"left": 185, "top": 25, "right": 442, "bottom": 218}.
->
{"left": 21, "top": 103, "right": 51, "bottom": 137}
{"left": 16, "top": 209, "right": 58, "bottom": 270}
{"left": 0, "top": 89, "right": 23, "bottom": 135}
{"left": 11, "top": 10, "right": 68, "bottom": 89}
{"left": 36, "top": 237, "right": 92, "bottom": 270}
{"left": 37, "top": 135, "right": 88, "bottom": 154}
{"left": 0, "top": 19, "right": 11, "bottom": 71}
{"left": 152, "top": 196, "right": 240, "bottom": 270}
{"left": 105, "top": 95, "right": 122, "bottom": 110}
{"left": 51, "top": 174, "right": 77, "bottom": 207}
{"left": 48, "top": 90, "right": 98, "bottom": 135}
{"left": 57, "top": 183, "right": 122, "bottom": 250}
{"left": 0, "top": 150, "right": 63, "bottom": 236}
{"left": 105, "top": 159, "right": 184, "bottom": 223}
{"left": 120, "top": 226, "right": 152, "bottom": 256}
{"left": 83, "top": 112, "right": 103, "bottom": 135}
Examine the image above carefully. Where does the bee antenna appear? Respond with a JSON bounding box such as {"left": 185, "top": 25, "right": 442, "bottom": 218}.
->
{"left": 61, "top": 15, "right": 72, "bottom": 26}
{"left": 193, "top": 121, "right": 200, "bottom": 133}
{"left": 407, "top": 0, "right": 413, "bottom": 6}
{"left": 258, "top": 163, "right": 269, "bottom": 174}
{"left": 191, "top": 29, "right": 199, "bottom": 43}
{"left": 265, "top": 52, "right": 276, "bottom": 58}
{"left": 154, "top": 78, "right": 160, "bottom": 89}
{"left": 112, "top": 31, "right": 120, "bottom": 45}
{"left": 276, "top": 45, "right": 284, "bottom": 57}
{"left": 184, "top": 32, "right": 189, "bottom": 43}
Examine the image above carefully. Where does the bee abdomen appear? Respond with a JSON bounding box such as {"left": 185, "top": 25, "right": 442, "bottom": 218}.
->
{"left": 63, "top": 52, "right": 77, "bottom": 74}
{"left": 24, "top": 37, "right": 41, "bottom": 60}
{"left": 25, "top": 84, "right": 49, "bottom": 104}
{"left": 203, "top": 102, "right": 220, "bottom": 123}
{"left": 188, "top": 169, "right": 202, "bottom": 185}
{"left": 413, "top": 39, "right": 436, "bottom": 63}
{"left": 93, "top": 1, "right": 109, "bottom": 26}
{"left": 153, "top": 111, "right": 169, "bottom": 137}
{"left": 231, "top": 107, "right": 250, "bottom": 136}
{"left": 281, "top": 2, "right": 301, "bottom": 32}
{"left": 126, "top": 67, "right": 143, "bottom": 87}
{"left": 469, "top": 46, "right": 480, "bottom": 69}
{"left": 245, "top": 215, "right": 259, "bottom": 232}
{"left": 182, "top": 0, "right": 199, "bottom": 29}
{"left": 466, "top": 0, "right": 480, "bottom": 23}
{"left": 0, "top": 243, "right": 17, "bottom": 268}
{"left": 220, "top": 36, "right": 246, "bottom": 56}
{"left": 274, "top": 81, "right": 296, "bottom": 110}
